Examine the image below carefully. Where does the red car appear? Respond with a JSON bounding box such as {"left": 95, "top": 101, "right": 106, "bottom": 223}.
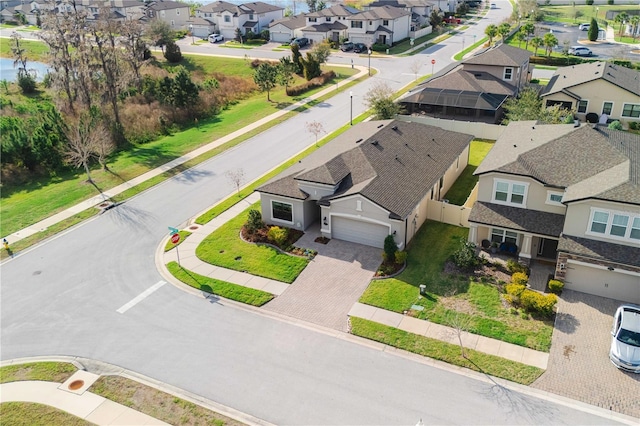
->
{"left": 445, "top": 16, "right": 462, "bottom": 24}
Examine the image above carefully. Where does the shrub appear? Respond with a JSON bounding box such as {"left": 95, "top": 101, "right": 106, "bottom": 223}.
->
{"left": 267, "top": 226, "right": 288, "bottom": 247}
{"left": 17, "top": 74, "right": 36, "bottom": 94}
{"left": 451, "top": 239, "right": 479, "bottom": 269}
{"left": 607, "top": 0, "right": 613, "bottom": 4}
{"left": 164, "top": 41, "right": 182, "bottom": 63}
{"left": 629, "top": 122, "right": 638, "bottom": 130}
{"left": 511, "top": 272, "right": 529, "bottom": 286}
{"left": 548, "top": 279, "right": 564, "bottom": 294}
{"left": 384, "top": 235, "right": 397, "bottom": 263}
{"left": 506, "top": 259, "right": 528, "bottom": 275}
{"left": 394, "top": 250, "right": 407, "bottom": 265}
{"left": 608, "top": 120, "right": 623, "bottom": 130}
{"left": 285, "top": 70, "right": 336, "bottom": 96}
{"left": 520, "top": 290, "right": 557, "bottom": 316}
{"left": 585, "top": 0, "right": 593, "bottom": 5}
{"left": 505, "top": 283, "right": 526, "bottom": 297}
{"left": 588, "top": 18, "right": 599, "bottom": 41}
{"left": 246, "top": 209, "right": 264, "bottom": 234}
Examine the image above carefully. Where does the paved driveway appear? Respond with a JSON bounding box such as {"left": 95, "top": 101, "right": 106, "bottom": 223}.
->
{"left": 532, "top": 290, "right": 640, "bottom": 418}
{"left": 263, "top": 225, "right": 381, "bottom": 331}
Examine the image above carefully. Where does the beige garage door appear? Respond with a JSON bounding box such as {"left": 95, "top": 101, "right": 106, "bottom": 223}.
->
{"left": 331, "top": 217, "right": 389, "bottom": 248}
{"left": 564, "top": 262, "right": 640, "bottom": 304}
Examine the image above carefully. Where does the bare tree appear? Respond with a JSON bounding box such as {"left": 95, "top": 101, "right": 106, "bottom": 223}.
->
{"left": 305, "top": 120, "right": 325, "bottom": 146}
{"left": 409, "top": 59, "right": 422, "bottom": 81}
{"left": 364, "top": 81, "right": 401, "bottom": 119}
{"left": 120, "top": 20, "right": 148, "bottom": 91}
{"left": 10, "top": 33, "right": 28, "bottom": 77}
{"left": 443, "top": 309, "right": 473, "bottom": 359}
{"left": 63, "top": 113, "right": 113, "bottom": 182}
{"left": 225, "top": 168, "right": 245, "bottom": 194}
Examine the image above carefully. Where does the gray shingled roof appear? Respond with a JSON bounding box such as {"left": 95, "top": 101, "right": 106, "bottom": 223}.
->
{"left": 463, "top": 43, "right": 531, "bottom": 67}
{"left": 306, "top": 4, "right": 359, "bottom": 17}
{"left": 351, "top": 5, "right": 412, "bottom": 20}
{"left": 541, "top": 61, "right": 640, "bottom": 97}
{"left": 148, "top": 0, "right": 188, "bottom": 11}
{"left": 468, "top": 201, "right": 565, "bottom": 237}
{"left": 303, "top": 21, "right": 348, "bottom": 32}
{"left": 270, "top": 14, "right": 307, "bottom": 30}
{"left": 558, "top": 234, "right": 640, "bottom": 268}
{"left": 258, "top": 120, "right": 473, "bottom": 219}
{"left": 199, "top": 0, "right": 282, "bottom": 14}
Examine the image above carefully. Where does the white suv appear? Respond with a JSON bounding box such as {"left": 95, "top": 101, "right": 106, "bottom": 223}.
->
{"left": 610, "top": 304, "right": 640, "bottom": 373}
{"left": 578, "top": 23, "right": 590, "bottom": 31}
{"left": 568, "top": 46, "right": 592, "bottom": 56}
{"left": 208, "top": 33, "right": 224, "bottom": 43}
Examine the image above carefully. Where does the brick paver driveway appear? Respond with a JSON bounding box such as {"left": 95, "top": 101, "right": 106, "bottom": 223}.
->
{"left": 532, "top": 290, "right": 640, "bottom": 418}
{"left": 263, "top": 227, "right": 381, "bottom": 332}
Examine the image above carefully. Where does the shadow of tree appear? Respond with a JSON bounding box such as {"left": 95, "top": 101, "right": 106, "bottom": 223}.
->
{"left": 107, "top": 202, "right": 157, "bottom": 234}
{"left": 554, "top": 311, "right": 580, "bottom": 334}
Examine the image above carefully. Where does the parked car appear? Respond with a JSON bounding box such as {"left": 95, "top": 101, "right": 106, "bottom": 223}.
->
{"left": 353, "top": 43, "right": 367, "bottom": 53}
{"left": 609, "top": 304, "right": 640, "bottom": 373}
{"left": 444, "top": 16, "right": 462, "bottom": 24}
{"left": 208, "top": 33, "right": 224, "bottom": 43}
{"left": 340, "top": 41, "right": 354, "bottom": 52}
{"left": 490, "top": 3, "right": 496, "bottom": 8}
{"left": 578, "top": 23, "right": 590, "bottom": 31}
{"left": 291, "top": 37, "right": 309, "bottom": 47}
{"left": 568, "top": 46, "right": 592, "bottom": 56}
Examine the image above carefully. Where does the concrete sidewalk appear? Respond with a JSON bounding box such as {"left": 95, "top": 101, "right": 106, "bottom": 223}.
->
{"left": 3, "top": 65, "right": 368, "bottom": 246}
{"left": 0, "top": 371, "right": 168, "bottom": 425}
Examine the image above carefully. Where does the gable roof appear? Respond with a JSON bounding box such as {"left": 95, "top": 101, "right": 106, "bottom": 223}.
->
{"left": 351, "top": 5, "right": 412, "bottom": 20}
{"left": 559, "top": 234, "right": 640, "bottom": 268}
{"left": 305, "top": 4, "right": 359, "bottom": 17}
{"left": 258, "top": 120, "right": 473, "bottom": 220}
{"left": 199, "top": 0, "right": 282, "bottom": 15}
{"left": 303, "top": 21, "right": 348, "bottom": 32}
{"left": 540, "top": 61, "right": 640, "bottom": 97}
{"left": 269, "top": 13, "right": 306, "bottom": 29}
{"left": 476, "top": 122, "right": 640, "bottom": 205}
{"left": 462, "top": 43, "right": 531, "bottom": 67}
{"left": 147, "top": 0, "right": 188, "bottom": 11}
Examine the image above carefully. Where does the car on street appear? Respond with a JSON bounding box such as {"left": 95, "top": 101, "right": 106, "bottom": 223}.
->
{"left": 490, "top": 3, "right": 496, "bottom": 8}
{"left": 609, "top": 304, "right": 640, "bottom": 373}
{"left": 340, "top": 41, "right": 354, "bottom": 51}
{"left": 291, "top": 37, "right": 309, "bottom": 47}
{"left": 568, "top": 46, "right": 592, "bottom": 56}
{"left": 353, "top": 42, "right": 367, "bottom": 53}
{"left": 208, "top": 33, "right": 224, "bottom": 43}
{"left": 445, "top": 16, "right": 462, "bottom": 24}
{"left": 579, "top": 23, "right": 590, "bottom": 31}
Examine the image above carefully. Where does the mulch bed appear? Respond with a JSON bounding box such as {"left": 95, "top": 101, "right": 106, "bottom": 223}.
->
{"left": 241, "top": 225, "right": 303, "bottom": 247}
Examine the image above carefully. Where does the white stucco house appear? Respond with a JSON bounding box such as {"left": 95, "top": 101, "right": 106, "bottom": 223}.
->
{"left": 347, "top": 5, "right": 411, "bottom": 46}
{"left": 269, "top": 14, "right": 307, "bottom": 43}
{"left": 257, "top": 119, "right": 472, "bottom": 249}
{"left": 197, "top": 1, "right": 283, "bottom": 40}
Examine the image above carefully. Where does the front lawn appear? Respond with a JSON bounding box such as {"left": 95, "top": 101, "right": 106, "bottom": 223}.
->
{"left": 360, "top": 221, "right": 553, "bottom": 351}
{"left": 442, "top": 140, "right": 494, "bottom": 205}
{"left": 195, "top": 204, "right": 309, "bottom": 283}
{"left": 0, "top": 362, "right": 77, "bottom": 384}
{"left": 0, "top": 402, "right": 91, "bottom": 426}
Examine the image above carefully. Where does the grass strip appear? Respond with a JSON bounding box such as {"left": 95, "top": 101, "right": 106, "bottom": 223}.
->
{"left": 454, "top": 36, "right": 489, "bottom": 61}
{"left": 350, "top": 317, "right": 544, "bottom": 385}
{"left": 166, "top": 261, "right": 274, "bottom": 306}
{"left": 0, "top": 362, "right": 77, "bottom": 384}
{"left": 0, "top": 402, "right": 92, "bottom": 426}
{"left": 164, "top": 230, "right": 192, "bottom": 252}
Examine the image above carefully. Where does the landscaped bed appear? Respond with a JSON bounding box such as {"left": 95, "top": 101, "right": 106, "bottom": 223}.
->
{"left": 195, "top": 204, "right": 309, "bottom": 283}
{"left": 359, "top": 221, "right": 554, "bottom": 352}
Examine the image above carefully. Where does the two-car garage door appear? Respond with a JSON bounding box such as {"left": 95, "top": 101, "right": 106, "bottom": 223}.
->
{"left": 564, "top": 261, "right": 640, "bottom": 304}
{"left": 331, "top": 217, "right": 389, "bottom": 249}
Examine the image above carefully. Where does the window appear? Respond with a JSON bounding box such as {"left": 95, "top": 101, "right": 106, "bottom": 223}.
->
{"left": 546, "top": 191, "right": 564, "bottom": 206}
{"left": 622, "top": 103, "right": 640, "bottom": 118}
{"left": 631, "top": 217, "right": 640, "bottom": 240}
{"left": 503, "top": 67, "right": 513, "bottom": 81}
{"left": 602, "top": 102, "right": 613, "bottom": 115}
{"left": 492, "top": 179, "right": 528, "bottom": 207}
{"left": 577, "top": 100, "right": 588, "bottom": 114}
{"left": 491, "top": 229, "right": 518, "bottom": 245}
{"left": 309, "top": 17, "right": 316, "bottom": 22}
{"left": 610, "top": 214, "right": 629, "bottom": 237}
{"left": 356, "top": 200, "right": 362, "bottom": 211}
{"left": 176, "top": 9, "right": 180, "bottom": 15}
{"left": 588, "top": 208, "right": 640, "bottom": 242}
{"left": 325, "top": 17, "right": 331, "bottom": 22}
{"left": 249, "top": 14, "right": 254, "bottom": 20}
{"left": 590, "top": 211, "right": 609, "bottom": 233}
{"left": 224, "top": 15, "right": 230, "bottom": 22}
{"left": 351, "top": 21, "right": 363, "bottom": 28}
{"left": 272, "top": 201, "right": 293, "bottom": 222}
{"left": 383, "top": 19, "right": 389, "bottom": 25}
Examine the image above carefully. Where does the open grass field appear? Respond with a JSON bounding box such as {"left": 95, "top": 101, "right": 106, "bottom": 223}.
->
{"left": 0, "top": 37, "right": 49, "bottom": 61}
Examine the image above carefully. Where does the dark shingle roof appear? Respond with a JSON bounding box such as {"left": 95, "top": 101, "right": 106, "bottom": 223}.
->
{"left": 303, "top": 21, "right": 348, "bottom": 32}
{"left": 306, "top": 4, "right": 359, "bottom": 17}
{"left": 270, "top": 14, "right": 306, "bottom": 29}
{"left": 199, "top": 1, "right": 282, "bottom": 14}
{"left": 559, "top": 234, "right": 640, "bottom": 268}
{"left": 468, "top": 201, "right": 565, "bottom": 237}
{"left": 148, "top": 0, "right": 188, "bottom": 11}
{"left": 541, "top": 61, "right": 640, "bottom": 97}
{"left": 351, "top": 5, "right": 411, "bottom": 20}
{"left": 258, "top": 120, "right": 473, "bottom": 219}
{"left": 462, "top": 43, "right": 531, "bottom": 67}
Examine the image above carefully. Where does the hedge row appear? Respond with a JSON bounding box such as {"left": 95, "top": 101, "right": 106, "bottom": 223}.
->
{"left": 286, "top": 70, "right": 336, "bottom": 96}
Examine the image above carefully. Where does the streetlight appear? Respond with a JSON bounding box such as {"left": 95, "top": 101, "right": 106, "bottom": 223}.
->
{"left": 596, "top": 7, "right": 599, "bottom": 20}
{"left": 350, "top": 91, "right": 353, "bottom": 126}
{"left": 368, "top": 47, "right": 372, "bottom": 76}
{"left": 461, "top": 35, "right": 465, "bottom": 52}
{"left": 189, "top": 24, "right": 194, "bottom": 45}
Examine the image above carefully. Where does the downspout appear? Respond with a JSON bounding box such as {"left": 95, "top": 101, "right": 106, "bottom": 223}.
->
{"left": 404, "top": 217, "right": 408, "bottom": 249}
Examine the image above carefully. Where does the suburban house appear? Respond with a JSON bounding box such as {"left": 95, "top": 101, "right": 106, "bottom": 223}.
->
{"left": 400, "top": 43, "right": 531, "bottom": 123}
{"left": 186, "top": 16, "right": 216, "bottom": 38}
{"left": 468, "top": 121, "right": 640, "bottom": 303}
{"left": 365, "top": 0, "right": 435, "bottom": 31}
{"left": 257, "top": 119, "right": 473, "bottom": 249}
{"left": 347, "top": 5, "right": 411, "bottom": 46}
{"left": 269, "top": 13, "right": 306, "bottom": 43}
{"left": 197, "top": 1, "right": 283, "bottom": 40}
{"left": 300, "top": 4, "right": 358, "bottom": 44}
{"left": 145, "top": 0, "right": 190, "bottom": 29}
{"left": 540, "top": 61, "right": 640, "bottom": 124}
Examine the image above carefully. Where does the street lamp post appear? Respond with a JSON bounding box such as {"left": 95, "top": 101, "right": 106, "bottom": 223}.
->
{"left": 189, "top": 24, "right": 194, "bottom": 45}
{"left": 461, "top": 36, "right": 465, "bottom": 52}
{"left": 596, "top": 7, "right": 599, "bottom": 20}
{"left": 368, "top": 47, "right": 372, "bottom": 76}
{"left": 350, "top": 91, "right": 353, "bottom": 126}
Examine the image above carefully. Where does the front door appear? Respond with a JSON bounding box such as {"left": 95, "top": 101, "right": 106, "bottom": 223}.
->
{"left": 537, "top": 238, "right": 558, "bottom": 259}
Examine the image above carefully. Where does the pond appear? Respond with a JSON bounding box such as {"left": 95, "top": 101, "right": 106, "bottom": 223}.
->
{"left": 0, "top": 58, "right": 49, "bottom": 82}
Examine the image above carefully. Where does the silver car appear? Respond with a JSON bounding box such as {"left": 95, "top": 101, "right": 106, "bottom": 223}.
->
{"left": 610, "top": 304, "right": 640, "bottom": 373}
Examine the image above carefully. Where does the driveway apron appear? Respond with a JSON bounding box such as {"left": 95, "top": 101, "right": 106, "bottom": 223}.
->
{"left": 531, "top": 290, "right": 640, "bottom": 418}
{"left": 263, "top": 227, "right": 381, "bottom": 332}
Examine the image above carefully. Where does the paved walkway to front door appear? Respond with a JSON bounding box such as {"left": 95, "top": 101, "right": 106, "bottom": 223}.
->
{"left": 263, "top": 224, "right": 382, "bottom": 332}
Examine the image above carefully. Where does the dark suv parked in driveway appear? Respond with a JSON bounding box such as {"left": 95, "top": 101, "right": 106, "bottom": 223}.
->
{"left": 353, "top": 43, "right": 367, "bottom": 53}
{"left": 291, "top": 37, "right": 309, "bottom": 47}
{"left": 340, "top": 42, "right": 354, "bottom": 51}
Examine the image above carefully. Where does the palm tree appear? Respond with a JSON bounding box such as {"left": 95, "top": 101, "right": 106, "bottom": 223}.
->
{"left": 615, "top": 12, "right": 629, "bottom": 37}
{"left": 516, "top": 30, "right": 527, "bottom": 47}
{"left": 485, "top": 24, "right": 498, "bottom": 45}
{"left": 543, "top": 33, "right": 558, "bottom": 57}
{"left": 630, "top": 15, "right": 639, "bottom": 41}
{"left": 531, "top": 36, "right": 543, "bottom": 56}
{"left": 498, "top": 23, "right": 511, "bottom": 41}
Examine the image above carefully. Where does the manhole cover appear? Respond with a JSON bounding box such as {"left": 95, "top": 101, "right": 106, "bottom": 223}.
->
{"left": 68, "top": 379, "right": 84, "bottom": 390}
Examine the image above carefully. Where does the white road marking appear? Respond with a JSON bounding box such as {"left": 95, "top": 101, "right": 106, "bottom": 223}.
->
{"left": 116, "top": 281, "right": 166, "bottom": 314}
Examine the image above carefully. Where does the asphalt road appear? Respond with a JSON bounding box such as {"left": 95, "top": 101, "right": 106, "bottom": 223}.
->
{"left": 0, "top": 1, "right": 628, "bottom": 423}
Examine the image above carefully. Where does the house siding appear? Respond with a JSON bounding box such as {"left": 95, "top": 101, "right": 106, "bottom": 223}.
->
{"left": 260, "top": 194, "right": 307, "bottom": 230}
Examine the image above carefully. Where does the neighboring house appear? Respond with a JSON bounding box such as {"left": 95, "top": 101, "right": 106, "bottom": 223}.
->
{"left": 540, "top": 61, "right": 640, "bottom": 124}
{"left": 257, "top": 119, "right": 472, "bottom": 249}
{"left": 146, "top": 0, "right": 190, "bottom": 29}
{"left": 197, "top": 1, "right": 283, "bottom": 40}
{"left": 347, "top": 5, "right": 411, "bottom": 46}
{"left": 366, "top": 0, "right": 435, "bottom": 30}
{"left": 187, "top": 16, "right": 216, "bottom": 38}
{"left": 268, "top": 13, "right": 306, "bottom": 43}
{"left": 468, "top": 121, "right": 640, "bottom": 303}
{"left": 301, "top": 4, "right": 357, "bottom": 43}
{"left": 400, "top": 43, "right": 531, "bottom": 123}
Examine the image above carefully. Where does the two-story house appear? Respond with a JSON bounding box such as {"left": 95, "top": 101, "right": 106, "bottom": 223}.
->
{"left": 541, "top": 61, "right": 640, "bottom": 124}
{"left": 366, "top": 0, "right": 435, "bottom": 31}
{"left": 400, "top": 43, "right": 531, "bottom": 123}
{"left": 347, "top": 5, "right": 411, "bottom": 46}
{"left": 146, "top": 0, "right": 190, "bottom": 29}
{"left": 198, "top": 1, "right": 283, "bottom": 40}
{"left": 269, "top": 13, "right": 307, "bottom": 43}
{"left": 468, "top": 121, "right": 640, "bottom": 303}
{"left": 300, "top": 4, "right": 358, "bottom": 44}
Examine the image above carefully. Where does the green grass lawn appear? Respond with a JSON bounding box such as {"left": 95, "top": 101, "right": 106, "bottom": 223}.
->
{"left": 0, "top": 38, "right": 49, "bottom": 61}
{"left": 351, "top": 318, "right": 544, "bottom": 384}
{"left": 0, "top": 362, "right": 77, "bottom": 384}
{"left": 443, "top": 140, "right": 494, "bottom": 205}
{"left": 540, "top": 4, "right": 640, "bottom": 24}
{"left": 167, "top": 261, "right": 274, "bottom": 306}
{"left": 0, "top": 402, "right": 92, "bottom": 426}
{"left": 164, "top": 230, "right": 192, "bottom": 252}
{"left": 359, "top": 221, "right": 553, "bottom": 351}
{"left": 195, "top": 204, "right": 308, "bottom": 283}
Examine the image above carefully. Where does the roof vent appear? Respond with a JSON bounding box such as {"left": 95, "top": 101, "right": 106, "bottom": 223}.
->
{"left": 392, "top": 125, "right": 398, "bottom": 131}
{"left": 395, "top": 155, "right": 399, "bottom": 161}
{"left": 514, "top": 144, "right": 517, "bottom": 148}
{"left": 356, "top": 138, "right": 363, "bottom": 143}
{"left": 377, "top": 124, "right": 384, "bottom": 128}
{"left": 371, "top": 140, "right": 379, "bottom": 146}
{"left": 563, "top": 75, "right": 566, "bottom": 78}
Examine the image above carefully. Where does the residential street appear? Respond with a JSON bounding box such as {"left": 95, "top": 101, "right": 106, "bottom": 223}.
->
{"left": 0, "top": 1, "right": 630, "bottom": 424}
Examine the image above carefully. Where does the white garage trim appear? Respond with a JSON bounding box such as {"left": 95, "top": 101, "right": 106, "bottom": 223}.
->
{"left": 564, "top": 260, "right": 640, "bottom": 304}
{"left": 331, "top": 215, "right": 390, "bottom": 248}
{"left": 567, "top": 259, "right": 640, "bottom": 277}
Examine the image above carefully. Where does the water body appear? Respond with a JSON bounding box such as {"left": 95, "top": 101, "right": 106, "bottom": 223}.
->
{"left": 0, "top": 58, "right": 49, "bottom": 82}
